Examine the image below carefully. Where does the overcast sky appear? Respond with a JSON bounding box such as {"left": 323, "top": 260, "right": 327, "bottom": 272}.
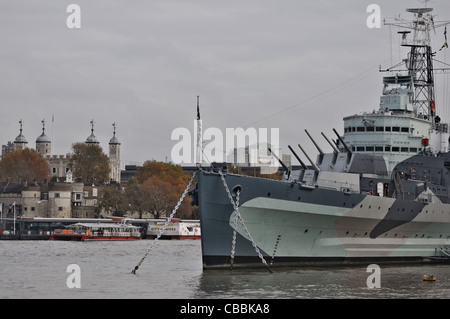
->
{"left": 1, "top": 0, "right": 449, "bottom": 166}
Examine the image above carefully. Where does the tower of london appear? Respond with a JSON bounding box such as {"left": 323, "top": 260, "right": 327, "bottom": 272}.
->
{"left": 2, "top": 119, "right": 121, "bottom": 184}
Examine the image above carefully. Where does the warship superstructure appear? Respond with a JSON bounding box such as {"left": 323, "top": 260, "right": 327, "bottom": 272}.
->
{"left": 191, "top": 8, "right": 450, "bottom": 269}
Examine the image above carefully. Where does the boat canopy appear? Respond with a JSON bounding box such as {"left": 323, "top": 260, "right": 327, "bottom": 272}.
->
{"left": 66, "top": 223, "right": 140, "bottom": 230}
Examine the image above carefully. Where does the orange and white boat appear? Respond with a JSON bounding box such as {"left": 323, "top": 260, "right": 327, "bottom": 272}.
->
{"left": 50, "top": 222, "right": 142, "bottom": 241}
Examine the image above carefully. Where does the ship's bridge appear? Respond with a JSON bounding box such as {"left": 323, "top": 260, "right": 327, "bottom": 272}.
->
{"left": 341, "top": 75, "right": 435, "bottom": 174}
{"left": 342, "top": 112, "right": 431, "bottom": 174}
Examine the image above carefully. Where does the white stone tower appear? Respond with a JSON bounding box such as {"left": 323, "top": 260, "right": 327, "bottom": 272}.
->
{"left": 109, "top": 122, "right": 121, "bottom": 183}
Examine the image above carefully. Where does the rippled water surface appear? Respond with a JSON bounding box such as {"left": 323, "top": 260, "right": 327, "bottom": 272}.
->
{"left": 1, "top": 240, "right": 449, "bottom": 299}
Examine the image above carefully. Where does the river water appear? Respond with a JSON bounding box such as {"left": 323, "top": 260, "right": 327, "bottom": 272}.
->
{"left": 1, "top": 239, "right": 450, "bottom": 300}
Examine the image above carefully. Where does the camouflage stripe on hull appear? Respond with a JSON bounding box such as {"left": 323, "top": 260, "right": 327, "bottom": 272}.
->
{"left": 198, "top": 171, "right": 450, "bottom": 269}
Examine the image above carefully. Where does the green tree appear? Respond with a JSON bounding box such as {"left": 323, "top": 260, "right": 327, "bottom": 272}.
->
{"left": 0, "top": 149, "right": 49, "bottom": 182}
{"left": 70, "top": 143, "right": 110, "bottom": 185}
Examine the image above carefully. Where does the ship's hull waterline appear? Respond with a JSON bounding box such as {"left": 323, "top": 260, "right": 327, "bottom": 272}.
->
{"left": 198, "top": 171, "right": 450, "bottom": 269}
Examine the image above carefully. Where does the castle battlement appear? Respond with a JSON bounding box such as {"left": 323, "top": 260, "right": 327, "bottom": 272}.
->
{"left": 44, "top": 154, "right": 71, "bottom": 160}
{"left": 3, "top": 120, "right": 121, "bottom": 184}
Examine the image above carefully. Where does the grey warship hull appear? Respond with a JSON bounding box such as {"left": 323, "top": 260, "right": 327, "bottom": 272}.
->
{"left": 197, "top": 169, "right": 450, "bottom": 269}
{"left": 193, "top": 7, "right": 450, "bottom": 270}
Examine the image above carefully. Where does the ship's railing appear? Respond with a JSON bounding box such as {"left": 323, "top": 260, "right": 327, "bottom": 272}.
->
{"left": 435, "top": 247, "right": 450, "bottom": 259}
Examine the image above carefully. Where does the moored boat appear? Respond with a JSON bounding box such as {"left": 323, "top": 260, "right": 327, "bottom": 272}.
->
{"left": 146, "top": 219, "right": 201, "bottom": 239}
{"left": 50, "top": 222, "right": 142, "bottom": 241}
{"left": 191, "top": 7, "right": 450, "bottom": 270}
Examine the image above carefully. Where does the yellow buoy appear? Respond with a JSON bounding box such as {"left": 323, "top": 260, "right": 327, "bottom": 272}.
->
{"left": 423, "top": 274, "right": 436, "bottom": 281}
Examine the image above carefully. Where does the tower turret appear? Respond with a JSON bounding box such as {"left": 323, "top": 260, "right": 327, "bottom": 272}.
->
{"left": 36, "top": 119, "right": 52, "bottom": 156}
{"left": 14, "top": 119, "right": 28, "bottom": 151}
{"left": 85, "top": 119, "right": 100, "bottom": 145}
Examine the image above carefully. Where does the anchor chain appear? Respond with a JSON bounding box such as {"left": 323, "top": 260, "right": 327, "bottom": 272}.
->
{"left": 230, "top": 190, "right": 240, "bottom": 270}
{"left": 131, "top": 171, "right": 197, "bottom": 274}
{"left": 218, "top": 169, "right": 273, "bottom": 273}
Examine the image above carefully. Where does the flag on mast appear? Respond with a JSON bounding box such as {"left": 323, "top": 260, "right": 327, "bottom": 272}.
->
{"left": 439, "top": 26, "right": 448, "bottom": 51}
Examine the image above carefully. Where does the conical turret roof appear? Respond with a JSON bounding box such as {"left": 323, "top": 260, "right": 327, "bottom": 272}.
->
{"left": 85, "top": 119, "right": 99, "bottom": 144}
{"left": 36, "top": 119, "right": 51, "bottom": 143}
{"left": 109, "top": 122, "right": 120, "bottom": 145}
{"left": 14, "top": 120, "right": 27, "bottom": 144}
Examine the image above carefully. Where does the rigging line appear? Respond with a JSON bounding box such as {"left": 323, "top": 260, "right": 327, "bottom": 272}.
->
{"left": 241, "top": 66, "right": 376, "bottom": 129}
{"left": 433, "top": 58, "right": 450, "bottom": 68}
{"left": 240, "top": 47, "right": 410, "bottom": 129}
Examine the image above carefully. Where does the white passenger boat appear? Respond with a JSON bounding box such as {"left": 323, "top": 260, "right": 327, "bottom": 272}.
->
{"left": 50, "top": 222, "right": 142, "bottom": 241}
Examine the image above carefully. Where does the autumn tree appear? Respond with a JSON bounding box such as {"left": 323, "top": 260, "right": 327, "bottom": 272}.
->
{"left": 70, "top": 143, "right": 110, "bottom": 185}
{"left": 140, "top": 178, "right": 179, "bottom": 219}
{"left": 128, "top": 161, "right": 195, "bottom": 219}
{"left": 0, "top": 149, "right": 49, "bottom": 182}
{"left": 124, "top": 177, "right": 146, "bottom": 218}
{"left": 98, "top": 185, "right": 127, "bottom": 217}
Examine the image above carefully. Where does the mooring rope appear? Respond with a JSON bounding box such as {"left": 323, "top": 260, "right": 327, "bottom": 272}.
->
{"left": 131, "top": 171, "right": 197, "bottom": 274}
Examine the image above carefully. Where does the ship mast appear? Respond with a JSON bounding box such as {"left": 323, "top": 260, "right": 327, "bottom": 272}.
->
{"left": 383, "top": 8, "right": 449, "bottom": 127}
